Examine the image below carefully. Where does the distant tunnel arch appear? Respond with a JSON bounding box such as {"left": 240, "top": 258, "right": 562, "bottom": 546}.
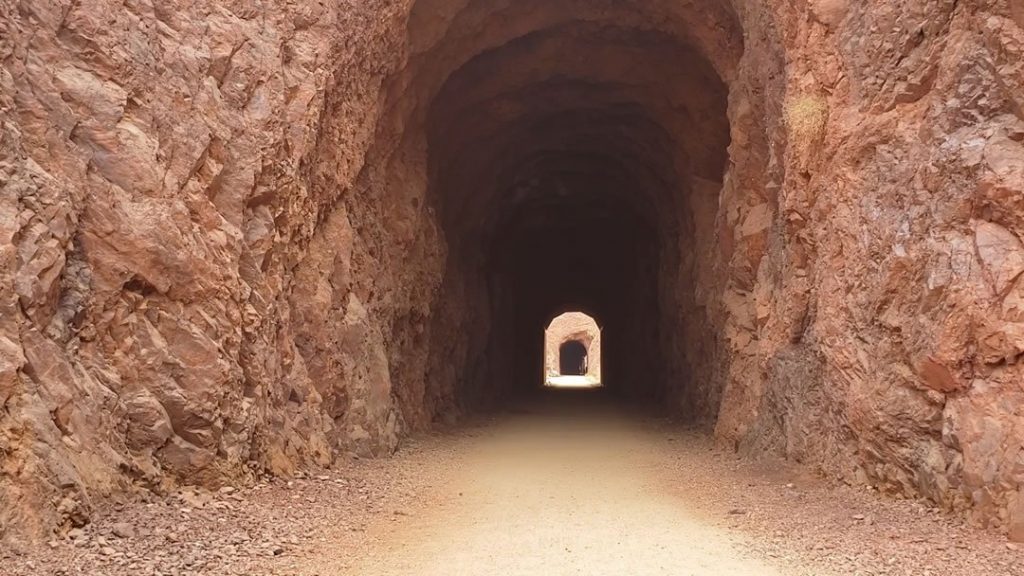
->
{"left": 544, "top": 312, "right": 601, "bottom": 386}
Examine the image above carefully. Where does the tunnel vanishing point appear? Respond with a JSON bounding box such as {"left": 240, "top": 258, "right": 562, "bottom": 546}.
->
{"left": 2, "top": 0, "right": 1024, "bottom": 544}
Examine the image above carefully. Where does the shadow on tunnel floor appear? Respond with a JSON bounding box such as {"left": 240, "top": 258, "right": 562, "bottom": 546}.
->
{"left": 499, "top": 386, "right": 629, "bottom": 417}
{"left": 488, "top": 385, "right": 710, "bottom": 433}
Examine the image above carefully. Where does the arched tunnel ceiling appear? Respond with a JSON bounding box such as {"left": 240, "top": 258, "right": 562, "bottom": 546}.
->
{"left": 425, "top": 22, "right": 733, "bottom": 252}
{"left": 403, "top": 0, "right": 744, "bottom": 84}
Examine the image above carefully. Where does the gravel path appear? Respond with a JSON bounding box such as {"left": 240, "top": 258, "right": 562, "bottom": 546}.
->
{"left": 3, "top": 390, "right": 1021, "bottom": 575}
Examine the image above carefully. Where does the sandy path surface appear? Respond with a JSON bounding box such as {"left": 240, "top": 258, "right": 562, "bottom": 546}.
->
{"left": 5, "top": 389, "right": 1021, "bottom": 576}
{"left": 334, "top": 391, "right": 794, "bottom": 576}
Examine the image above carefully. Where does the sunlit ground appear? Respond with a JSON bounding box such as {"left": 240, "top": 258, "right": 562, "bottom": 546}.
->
{"left": 545, "top": 375, "right": 602, "bottom": 389}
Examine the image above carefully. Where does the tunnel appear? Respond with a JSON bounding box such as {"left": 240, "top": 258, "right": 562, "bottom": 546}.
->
{"left": 559, "top": 340, "right": 588, "bottom": 376}
{"left": 371, "top": 0, "right": 754, "bottom": 423}
{"left": 324, "top": 0, "right": 779, "bottom": 438}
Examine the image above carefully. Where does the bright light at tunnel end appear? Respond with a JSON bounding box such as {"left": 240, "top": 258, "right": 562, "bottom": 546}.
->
{"left": 545, "top": 375, "right": 602, "bottom": 389}
{"left": 544, "top": 312, "right": 602, "bottom": 389}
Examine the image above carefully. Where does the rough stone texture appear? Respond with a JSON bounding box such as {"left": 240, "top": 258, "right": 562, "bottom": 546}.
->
{"left": 544, "top": 312, "right": 601, "bottom": 380}
{"left": 732, "top": 0, "right": 1024, "bottom": 539}
{"left": 0, "top": 0, "right": 435, "bottom": 545}
{"left": 1, "top": 0, "right": 1023, "bottom": 546}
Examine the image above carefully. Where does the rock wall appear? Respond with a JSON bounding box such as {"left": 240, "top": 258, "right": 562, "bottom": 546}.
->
{"left": 1, "top": 0, "right": 1023, "bottom": 545}
{"left": 0, "top": 0, "right": 437, "bottom": 545}
{"left": 723, "top": 0, "right": 1024, "bottom": 537}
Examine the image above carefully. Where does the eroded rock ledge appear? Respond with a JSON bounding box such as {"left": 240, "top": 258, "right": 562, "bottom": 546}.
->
{"left": 1, "top": 0, "right": 1023, "bottom": 545}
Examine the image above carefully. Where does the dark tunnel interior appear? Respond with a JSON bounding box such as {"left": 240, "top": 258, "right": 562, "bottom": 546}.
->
{"left": 558, "top": 340, "right": 588, "bottom": 376}
{"left": 411, "top": 0, "right": 743, "bottom": 417}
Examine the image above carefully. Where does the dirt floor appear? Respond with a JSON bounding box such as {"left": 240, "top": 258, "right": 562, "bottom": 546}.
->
{"left": 3, "top": 389, "right": 1021, "bottom": 576}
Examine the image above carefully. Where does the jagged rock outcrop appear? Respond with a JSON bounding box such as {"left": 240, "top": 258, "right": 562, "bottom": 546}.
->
{"left": 1, "top": 0, "right": 1022, "bottom": 546}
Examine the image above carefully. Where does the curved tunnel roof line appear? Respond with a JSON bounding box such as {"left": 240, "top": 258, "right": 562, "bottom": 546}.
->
{"left": 546, "top": 309, "right": 603, "bottom": 331}
{"left": 424, "top": 24, "right": 732, "bottom": 252}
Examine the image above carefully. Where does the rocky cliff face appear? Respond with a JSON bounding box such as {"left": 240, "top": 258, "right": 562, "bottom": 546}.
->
{"left": 731, "top": 0, "right": 1024, "bottom": 537}
{"left": 1, "top": 0, "right": 1022, "bottom": 546}
{"left": 0, "top": 0, "right": 429, "bottom": 543}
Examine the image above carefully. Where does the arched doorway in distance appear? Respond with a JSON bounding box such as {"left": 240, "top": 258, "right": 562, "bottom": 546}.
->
{"left": 544, "top": 311, "right": 601, "bottom": 388}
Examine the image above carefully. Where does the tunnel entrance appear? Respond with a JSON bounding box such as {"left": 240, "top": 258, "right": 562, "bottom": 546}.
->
{"left": 416, "top": 7, "right": 739, "bottom": 406}
{"left": 361, "top": 0, "right": 760, "bottom": 431}
{"left": 413, "top": 4, "right": 737, "bottom": 403}
{"left": 559, "top": 340, "right": 587, "bottom": 376}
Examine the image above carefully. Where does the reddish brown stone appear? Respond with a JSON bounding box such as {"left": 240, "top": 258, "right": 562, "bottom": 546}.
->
{"left": 1, "top": 0, "right": 1022, "bottom": 547}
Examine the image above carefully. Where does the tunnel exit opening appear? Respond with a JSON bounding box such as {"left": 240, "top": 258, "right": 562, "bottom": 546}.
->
{"left": 545, "top": 312, "right": 601, "bottom": 389}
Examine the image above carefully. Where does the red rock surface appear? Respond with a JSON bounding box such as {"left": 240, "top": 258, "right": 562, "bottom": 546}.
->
{"left": 1, "top": 0, "right": 1022, "bottom": 547}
